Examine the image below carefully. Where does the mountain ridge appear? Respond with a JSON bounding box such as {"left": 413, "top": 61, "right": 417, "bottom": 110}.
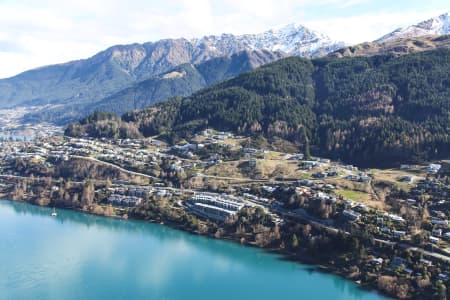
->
{"left": 22, "top": 50, "right": 286, "bottom": 124}
{"left": 190, "top": 22, "right": 343, "bottom": 57}
{"left": 329, "top": 34, "right": 450, "bottom": 58}
{"left": 376, "top": 11, "right": 450, "bottom": 43}
{"left": 0, "top": 23, "right": 343, "bottom": 110}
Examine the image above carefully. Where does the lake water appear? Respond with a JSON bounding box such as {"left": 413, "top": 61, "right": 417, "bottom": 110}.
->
{"left": 0, "top": 200, "right": 388, "bottom": 300}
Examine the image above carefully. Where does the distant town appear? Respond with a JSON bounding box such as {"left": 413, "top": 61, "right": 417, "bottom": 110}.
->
{"left": 0, "top": 125, "right": 449, "bottom": 299}
{"left": 0, "top": 107, "right": 63, "bottom": 140}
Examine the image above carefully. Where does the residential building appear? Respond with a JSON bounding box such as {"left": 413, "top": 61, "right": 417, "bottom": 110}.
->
{"left": 107, "top": 194, "right": 142, "bottom": 207}
{"left": 186, "top": 193, "right": 245, "bottom": 222}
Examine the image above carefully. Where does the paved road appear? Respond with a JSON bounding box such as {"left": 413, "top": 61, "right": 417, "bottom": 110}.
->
{"left": 78, "top": 155, "right": 297, "bottom": 185}
{"left": 0, "top": 174, "right": 61, "bottom": 183}
{"left": 198, "top": 173, "right": 297, "bottom": 184}
{"left": 72, "top": 155, "right": 159, "bottom": 180}
{"left": 274, "top": 207, "right": 341, "bottom": 234}
{"left": 0, "top": 173, "right": 103, "bottom": 185}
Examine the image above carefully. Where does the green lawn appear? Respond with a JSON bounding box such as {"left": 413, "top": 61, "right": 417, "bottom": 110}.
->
{"left": 336, "top": 189, "right": 369, "bottom": 201}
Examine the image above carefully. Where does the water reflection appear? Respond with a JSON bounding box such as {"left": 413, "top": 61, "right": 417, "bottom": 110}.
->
{"left": 3, "top": 200, "right": 284, "bottom": 268}
{"left": 0, "top": 200, "right": 388, "bottom": 300}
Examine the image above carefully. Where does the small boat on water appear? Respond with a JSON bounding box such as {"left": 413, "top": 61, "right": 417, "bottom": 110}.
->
{"left": 51, "top": 207, "right": 57, "bottom": 217}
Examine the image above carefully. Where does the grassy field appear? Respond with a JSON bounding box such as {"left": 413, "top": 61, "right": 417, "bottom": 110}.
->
{"left": 371, "top": 169, "right": 424, "bottom": 192}
{"left": 204, "top": 161, "right": 245, "bottom": 178}
{"left": 335, "top": 188, "right": 387, "bottom": 209}
{"left": 336, "top": 189, "right": 370, "bottom": 201}
{"left": 203, "top": 157, "right": 312, "bottom": 181}
{"left": 264, "top": 151, "right": 285, "bottom": 160}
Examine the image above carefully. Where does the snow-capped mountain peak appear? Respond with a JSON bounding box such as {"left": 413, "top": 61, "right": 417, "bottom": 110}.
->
{"left": 417, "top": 11, "right": 450, "bottom": 33}
{"left": 375, "top": 11, "right": 450, "bottom": 43}
{"left": 191, "top": 23, "right": 345, "bottom": 58}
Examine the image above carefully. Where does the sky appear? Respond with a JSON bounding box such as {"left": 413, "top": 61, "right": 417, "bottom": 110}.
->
{"left": 0, "top": 0, "right": 448, "bottom": 78}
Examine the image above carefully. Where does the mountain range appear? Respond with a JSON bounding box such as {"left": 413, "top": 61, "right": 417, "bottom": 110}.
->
{"left": 1, "top": 12, "right": 450, "bottom": 125}
{"left": 329, "top": 34, "right": 450, "bottom": 58}
{"left": 190, "top": 23, "right": 344, "bottom": 57}
{"left": 0, "top": 24, "right": 340, "bottom": 104}
{"left": 23, "top": 50, "right": 286, "bottom": 124}
{"left": 376, "top": 11, "right": 450, "bottom": 42}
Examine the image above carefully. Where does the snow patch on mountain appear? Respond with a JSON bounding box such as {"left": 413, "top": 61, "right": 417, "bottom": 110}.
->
{"left": 191, "top": 23, "right": 345, "bottom": 58}
{"left": 375, "top": 11, "right": 450, "bottom": 43}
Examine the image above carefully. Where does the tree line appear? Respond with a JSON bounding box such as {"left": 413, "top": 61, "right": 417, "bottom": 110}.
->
{"left": 66, "top": 49, "right": 450, "bottom": 167}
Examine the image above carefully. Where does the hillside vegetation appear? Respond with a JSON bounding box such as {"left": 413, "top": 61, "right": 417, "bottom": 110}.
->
{"left": 67, "top": 49, "right": 450, "bottom": 167}
{"left": 23, "top": 50, "right": 285, "bottom": 124}
{"left": 329, "top": 35, "right": 450, "bottom": 58}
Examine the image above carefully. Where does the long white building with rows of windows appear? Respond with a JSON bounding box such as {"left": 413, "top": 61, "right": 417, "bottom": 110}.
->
{"left": 186, "top": 192, "right": 245, "bottom": 222}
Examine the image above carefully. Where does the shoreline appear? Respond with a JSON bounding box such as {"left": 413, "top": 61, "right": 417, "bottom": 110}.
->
{"left": 1, "top": 197, "right": 390, "bottom": 299}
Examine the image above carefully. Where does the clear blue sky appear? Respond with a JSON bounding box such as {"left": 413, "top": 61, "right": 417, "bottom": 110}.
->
{"left": 0, "top": 0, "right": 448, "bottom": 78}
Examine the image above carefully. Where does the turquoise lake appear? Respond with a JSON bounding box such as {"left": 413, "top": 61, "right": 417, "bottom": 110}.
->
{"left": 0, "top": 200, "right": 388, "bottom": 300}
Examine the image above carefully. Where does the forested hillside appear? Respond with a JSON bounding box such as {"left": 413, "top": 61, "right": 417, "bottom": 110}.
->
{"left": 67, "top": 49, "right": 450, "bottom": 167}
{"left": 23, "top": 50, "right": 285, "bottom": 124}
